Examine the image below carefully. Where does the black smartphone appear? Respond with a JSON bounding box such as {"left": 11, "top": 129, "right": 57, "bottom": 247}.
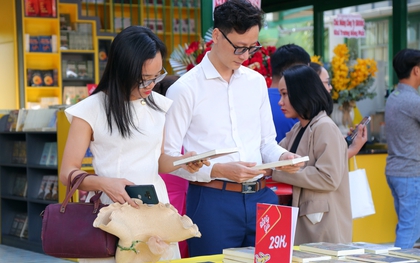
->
{"left": 345, "top": 116, "right": 371, "bottom": 146}
{"left": 125, "top": 185, "right": 159, "bottom": 204}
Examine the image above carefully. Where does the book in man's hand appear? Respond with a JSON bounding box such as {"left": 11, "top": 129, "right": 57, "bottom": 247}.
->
{"left": 252, "top": 156, "right": 309, "bottom": 170}
{"left": 173, "top": 147, "right": 238, "bottom": 166}
{"left": 299, "top": 242, "right": 365, "bottom": 257}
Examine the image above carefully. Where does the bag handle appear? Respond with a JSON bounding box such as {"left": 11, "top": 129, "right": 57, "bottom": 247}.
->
{"left": 61, "top": 170, "right": 101, "bottom": 213}
{"left": 352, "top": 156, "right": 358, "bottom": 171}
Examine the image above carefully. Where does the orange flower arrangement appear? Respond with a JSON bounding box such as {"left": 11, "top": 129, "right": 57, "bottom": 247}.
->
{"left": 330, "top": 43, "right": 378, "bottom": 105}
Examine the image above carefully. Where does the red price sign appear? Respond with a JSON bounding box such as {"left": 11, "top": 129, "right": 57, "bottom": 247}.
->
{"left": 255, "top": 203, "right": 298, "bottom": 263}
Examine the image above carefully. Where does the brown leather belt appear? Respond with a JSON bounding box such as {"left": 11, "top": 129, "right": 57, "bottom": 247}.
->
{"left": 190, "top": 177, "right": 266, "bottom": 194}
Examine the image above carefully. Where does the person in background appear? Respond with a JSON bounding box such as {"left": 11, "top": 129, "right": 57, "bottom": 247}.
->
{"left": 269, "top": 44, "right": 305, "bottom": 142}
{"left": 385, "top": 48, "right": 420, "bottom": 249}
{"left": 154, "top": 75, "right": 190, "bottom": 258}
{"left": 59, "top": 26, "right": 207, "bottom": 263}
{"left": 164, "top": 0, "right": 302, "bottom": 257}
{"left": 309, "top": 62, "right": 332, "bottom": 93}
{"left": 270, "top": 44, "right": 367, "bottom": 158}
{"left": 272, "top": 64, "right": 351, "bottom": 244}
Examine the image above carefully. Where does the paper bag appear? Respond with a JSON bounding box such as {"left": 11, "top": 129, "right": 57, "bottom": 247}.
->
{"left": 349, "top": 157, "right": 375, "bottom": 219}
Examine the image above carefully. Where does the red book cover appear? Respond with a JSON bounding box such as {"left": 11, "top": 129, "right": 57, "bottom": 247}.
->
{"left": 255, "top": 203, "right": 298, "bottom": 263}
{"left": 38, "top": 0, "right": 56, "bottom": 17}
{"left": 25, "top": 0, "right": 39, "bottom": 17}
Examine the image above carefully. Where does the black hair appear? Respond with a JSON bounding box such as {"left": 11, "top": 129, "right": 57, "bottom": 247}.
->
{"left": 153, "top": 75, "right": 180, "bottom": 96}
{"left": 393, "top": 48, "right": 420, "bottom": 80}
{"left": 271, "top": 44, "right": 310, "bottom": 78}
{"left": 92, "top": 26, "right": 167, "bottom": 138}
{"left": 309, "top": 62, "right": 322, "bottom": 75}
{"left": 283, "top": 65, "right": 333, "bottom": 120}
{"left": 213, "top": 0, "right": 264, "bottom": 34}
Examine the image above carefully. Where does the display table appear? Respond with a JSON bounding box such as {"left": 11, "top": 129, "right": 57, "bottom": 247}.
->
{"left": 157, "top": 254, "right": 223, "bottom": 263}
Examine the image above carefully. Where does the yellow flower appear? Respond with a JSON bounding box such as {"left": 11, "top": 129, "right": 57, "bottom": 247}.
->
{"left": 311, "top": 55, "right": 322, "bottom": 65}
{"left": 324, "top": 43, "right": 378, "bottom": 105}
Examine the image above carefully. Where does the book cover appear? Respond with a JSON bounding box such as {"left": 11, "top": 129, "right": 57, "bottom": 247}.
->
{"left": 12, "top": 174, "right": 28, "bottom": 197}
{"left": 44, "top": 175, "right": 57, "bottom": 200}
{"left": 25, "top": 0, "right": 40, "bottom": 17}
{"left": 345, "top": 253, "right": 416, "bottom": 263}
{"left": 43, "top": 175, "right": 55, "bottom": 200}
{"left": 6, "top": 110, "right": 19, "bottom": 131}
{"left": 9, "top": 213, "right": 27, "bottom": 237}
{"left": 299, "top": 242, "right": 365, "bottom": 256}
{"left": 38, "top": 0, "right": 56, "bottom": 17}
{"left": 223, "top": 246, "right": 254, "bottom": 260}
{"left": 50, "top": 176, "right": 58, "bottom": 201}
{"left": 20, "top": 217, "right": 29, "bottom": 239}
{"left": 11, "top": 141, "right": 26, "bottom": 164}
{"left": 348, "top": 242, "right": 401, "bottom": 254}
{"left": 46, "top": 142, "right": 57, "bottom": 166}
{"left": 21, "top": 109, "right": 56, "bottom": 131}
{"left": 37, "top": 175, "right": 50, "bottom": 199}
{"left": 252, "top": 156, "right": 309, "bottom": 170}
{"left": 39, "top": 142, "right": 52, "bottom": 165}
{"left": 173, "top": 147, "right": 239, "bottom": 166}
{"left": 29, "top": 36, "right": 39, "bottom": 52}
{"left": 255, "top": 203, "right": 299, "bottom": 263}
{"left": 38, "top": 35, "right": 52, "bottom": 52}
{"left": 27, "top": 69, "right": 43, "bottom": 86}
{"left": 42, "top": 69, "right": 56, "bottom": 86}
{"left": 389, "top": 249, "right": 420, "bottom": 260}
{"left": 292, "top": 250, "right": 332, "bottom": 262}
{"left": 16, "top": 109, "right": 28, "bottom": 132}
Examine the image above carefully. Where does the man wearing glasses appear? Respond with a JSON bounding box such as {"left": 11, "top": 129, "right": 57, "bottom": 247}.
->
{"left": 164, "top": 0, "right": 302, "bottom": 257}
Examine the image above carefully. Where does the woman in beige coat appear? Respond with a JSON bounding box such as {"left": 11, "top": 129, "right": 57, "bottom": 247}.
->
{"left": 272, "top": 65, "right": 351, "bottom": 245}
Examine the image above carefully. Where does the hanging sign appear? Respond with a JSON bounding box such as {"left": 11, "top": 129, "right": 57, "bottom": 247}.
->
{"left": 333, "top": 14, "right": 365, "bottom": 38}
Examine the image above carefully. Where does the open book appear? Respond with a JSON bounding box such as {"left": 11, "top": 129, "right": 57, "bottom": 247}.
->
{"left": 252, "top": 156, "right": 309, "bottom": 170}
{"left": 173, "top": 147, "right": 239, "bottom": 166}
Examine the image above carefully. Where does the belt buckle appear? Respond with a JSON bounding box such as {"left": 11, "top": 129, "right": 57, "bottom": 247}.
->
{"left": 242, "top": 181, "right": 258, "bottom": 194}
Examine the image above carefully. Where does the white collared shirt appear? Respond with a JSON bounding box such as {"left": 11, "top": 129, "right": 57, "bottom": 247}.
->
{"left": 164, "top": 52, "right": 287, "bottom": 182}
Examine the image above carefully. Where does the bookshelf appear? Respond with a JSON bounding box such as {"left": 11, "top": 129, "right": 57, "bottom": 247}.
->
{"left": 20, "top": 0, "right": 100, "bottom": 109}
{"left": 79, "top": 0, "right": 202, "bottom": 73}
{"left": 0, "top": 131, "right": 57, "bottom": 253}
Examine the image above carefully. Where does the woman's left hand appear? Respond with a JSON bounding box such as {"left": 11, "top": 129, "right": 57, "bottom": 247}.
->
{"left": 275, "top": 152, "right": 305, "bottom": 173}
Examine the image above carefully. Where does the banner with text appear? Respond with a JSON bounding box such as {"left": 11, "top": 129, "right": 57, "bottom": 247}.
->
{"left": 333, "top": 14, "right": 365, "bottom": 38}
{"left": 255, "top": 203, "right": 298, "bottom": 263}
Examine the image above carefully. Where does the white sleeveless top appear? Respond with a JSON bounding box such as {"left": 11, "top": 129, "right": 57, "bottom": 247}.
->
{"left": 65, "top": 91, "right": 173, "bottom": 205}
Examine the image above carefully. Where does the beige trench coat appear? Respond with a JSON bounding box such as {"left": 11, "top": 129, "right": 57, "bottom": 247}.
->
{"left": 272, "top": 111, "right": 351, "bottom": 245}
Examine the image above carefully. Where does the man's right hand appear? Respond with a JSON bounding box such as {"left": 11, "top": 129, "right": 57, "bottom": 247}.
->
{"left": 211, "top": 162, "right": 266, "bottom": 183}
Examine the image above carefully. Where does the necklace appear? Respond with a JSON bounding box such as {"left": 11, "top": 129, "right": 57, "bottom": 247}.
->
{"left": 139, "top": 98, "right": 146, "bottom": 105}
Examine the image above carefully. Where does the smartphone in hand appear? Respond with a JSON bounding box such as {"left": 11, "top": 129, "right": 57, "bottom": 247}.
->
{"left": 345, "top": 116, "right": 371, "bottom": 146}
{"left": 125, "top": 185, "right": 159, "bottom": 204}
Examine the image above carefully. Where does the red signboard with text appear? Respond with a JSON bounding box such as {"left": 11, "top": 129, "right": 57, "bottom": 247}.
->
{"left": 255, "top": 203, "right": 298, "bottom": 263}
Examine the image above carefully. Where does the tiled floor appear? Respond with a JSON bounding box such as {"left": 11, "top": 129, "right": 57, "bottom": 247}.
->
{"left": 0, "top": 244, "right": 73, "bottom": 262}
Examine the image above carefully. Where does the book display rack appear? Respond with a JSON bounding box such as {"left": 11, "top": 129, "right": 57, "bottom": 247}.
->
{"left": 0, "top": 131, "right": 57, "bottom": 253}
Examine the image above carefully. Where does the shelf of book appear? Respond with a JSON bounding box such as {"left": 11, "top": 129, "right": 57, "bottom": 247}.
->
{"left": 79, "top": 0, "right": 201, "bottom": 73}
{"left": 0, "top": 130, "right": 58, "bottom": 253}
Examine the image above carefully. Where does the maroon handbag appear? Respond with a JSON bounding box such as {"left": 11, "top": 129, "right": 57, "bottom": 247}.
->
{"left": 41, "top": 171, "right": 118, "bottom": 258}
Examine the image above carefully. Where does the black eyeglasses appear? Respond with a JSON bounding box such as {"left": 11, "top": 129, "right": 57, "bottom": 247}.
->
{"left": 138, "top": 68, "right": 167, "bottom": 89}
{"left": 219, "top": 30, "right": 262, "bottom": 55}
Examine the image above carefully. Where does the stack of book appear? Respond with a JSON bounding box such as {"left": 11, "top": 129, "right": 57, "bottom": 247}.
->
{"left": 297, "top": 242, "right": 420, "bottom": 263}
{"left": 223, "top": 246, "right": 254, "bottom": 263}
{"left": 292, "top": 250, "right": 332, "bottom": 262}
